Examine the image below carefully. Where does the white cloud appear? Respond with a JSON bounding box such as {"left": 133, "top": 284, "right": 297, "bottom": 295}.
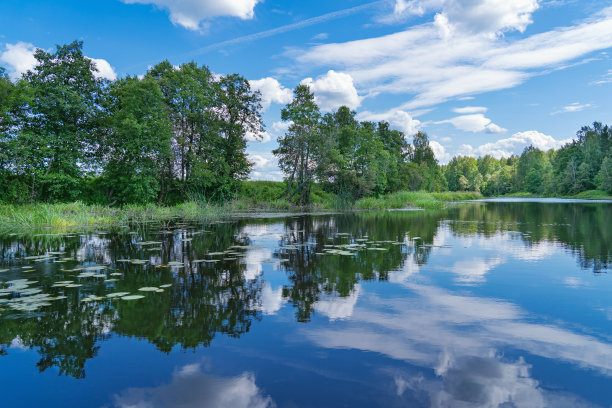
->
{"left": 590, "top": 69, "right": 612, "bottom": 85}
{"left": 437, "top": 113, "right": 507, "bottom": 133}
{"left": 295, "top": 6, "right": 612, "bottom": 112}
{"left": 460, "top": 130, "right": 572, "bottom": 158}
{"left": 249, "top": 77, "right": 292, "bottom": 111}
{"left": 247, "top": 151, "right": 283, "bottom": 181}
{"left": 391, "top": 0, "right": 539, "bottom": 36}
{"left": 271, "top": 121, "right": 291, "bottom": 134}
{"left": 0, "top": 42, "right": 37, "bottom": 79}
{"left": 312, "top": 33, "right": 329, "bottom": 40}
{"left": 452, "top": 106, "right": 488, "bottom": 114}
{"left": 301, "top": 70, "right": 362, "bottom": 111}
{"left": 357, "top": 109, "right": 421, "bottom": 135}
{"left": 552, "top": 102, "right": 593, "bottom": 114}
{"left": 246, "top": 131, "right": 273, "bottom": 143}
{"left": 121, "top": 0, "right": 261, "bottom": 30}
{"left": 0, "top": 42, "right": 116, "bottom": 81}
{"left": 429, "top": 140, "right": 451, "bottom": 163}
{"left": 87, "top": 57, "right": 117, "bottom": 81}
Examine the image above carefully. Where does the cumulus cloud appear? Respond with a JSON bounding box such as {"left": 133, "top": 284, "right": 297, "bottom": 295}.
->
{"left": 295, "top": 5, "right": 612, "bottom": 111}
{"left": 121, "top": 0, "right": 261, "bottom": 30}
{"left": 0, "top": 42, "right": 116, "bottom": 81}
{"left": 429, "top": 140, "right": 452, "bottom": 163}
{"left": 357, "top": 109, "right": 421, "bottom": 135}
{"left": 301, "top": 70, "right": 362, "bottom": 111}
{"left": 460, "top": 130, "right": 572, "bottom": 158}
{"left": 87, "top": 57, "right": 117, "bottom": 81}
{"left": 247, "top": 152, "right": 283, "bottom": 181}
{"left": 249, "top": 77, "right": 292, "bottom": 111}
{"left": 113, "top": 364, "right": 275, "bottom": 408}
{"left": 437, "top": 113, "right": 507, "bottom": 133}
{"left": 0, "top": 42, "right": 38, "bottom": 79}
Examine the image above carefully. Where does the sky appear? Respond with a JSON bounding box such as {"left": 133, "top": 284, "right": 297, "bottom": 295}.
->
{"left": 1, "top": 0, "right": 611, "bottom": 180}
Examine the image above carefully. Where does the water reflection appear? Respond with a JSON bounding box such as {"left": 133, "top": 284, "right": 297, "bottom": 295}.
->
{"left": 0, "top": 201, "right": 610, "bottom": 407}
{"left": 113, "top": 364, "right": 275, "bottom": 408}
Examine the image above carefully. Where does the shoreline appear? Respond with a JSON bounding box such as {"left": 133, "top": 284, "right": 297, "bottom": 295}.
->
{"left": 2, "top": 190, "right": 611, "bottom": 235}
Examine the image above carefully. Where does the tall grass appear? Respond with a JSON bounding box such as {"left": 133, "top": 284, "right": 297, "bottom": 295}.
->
{"left": 0, "top": 189, "right": 484, "bottom": 234}
{"left": 355, "top": 191, "right": 482, "bottom": 210}
{"left": 0, "top": 201, "right": 228, "bottom": 235}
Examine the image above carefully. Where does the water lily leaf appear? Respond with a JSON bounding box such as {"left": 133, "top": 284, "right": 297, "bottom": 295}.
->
{"left": 121, "top": 295, "right": 145, "bottom": 300}
{"left": 106, "top": 292, "right": 130, "bottom": 298}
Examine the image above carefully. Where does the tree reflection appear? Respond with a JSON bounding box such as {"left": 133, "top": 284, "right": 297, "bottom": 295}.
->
{"left": 0, "top": 202, "right": 609, "bottom": 379}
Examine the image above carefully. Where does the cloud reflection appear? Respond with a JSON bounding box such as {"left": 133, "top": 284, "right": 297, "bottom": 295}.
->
{"left": 302, "top": 282, "right": 612, "bottom": 406}
{"left": 112, "top": 363, "right": 275, "bottom": 408}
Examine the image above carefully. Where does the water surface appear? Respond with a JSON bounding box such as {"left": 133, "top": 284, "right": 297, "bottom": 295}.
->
{"left": 0, "top": 200, "right": 610, "bottom": 407}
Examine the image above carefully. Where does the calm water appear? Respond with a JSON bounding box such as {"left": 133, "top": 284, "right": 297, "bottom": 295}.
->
{"left": 0, "top": 201, "right": 611, "bottom": 407}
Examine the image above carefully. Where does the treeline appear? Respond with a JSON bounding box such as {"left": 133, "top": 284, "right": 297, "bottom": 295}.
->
{"left": 273, "top": 85, "right": 611, "bottom": 203}
{"left": 274, "top": 85, "right": 444, "bottom": 205}
{"left": 443, "top": 122, "right": 612, "bottom": 196}
{"left": 1, "top": 41, "right": 610, "bottom": 207}
{"left": 0, "top": 41, "right": 263, "bottom": 205}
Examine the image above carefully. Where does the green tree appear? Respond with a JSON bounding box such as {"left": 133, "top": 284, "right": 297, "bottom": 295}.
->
{"left": 274, "top": 85, "right": 325, "bottom": 204}
{"left": 14, "top": 40, "right": 105, "bottom": 201}
{"left": 101, "top": 76, "right": 172, "bottom": 205}
{"left": 215, "top": 74, "right": 263, "bottom": 199}
{"left": 599, "top": 155, "right": 612, "bottom": 193}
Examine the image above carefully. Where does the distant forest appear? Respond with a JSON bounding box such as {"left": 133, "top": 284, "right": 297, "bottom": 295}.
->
{"left": 1, "top": 41, "right": 610, "bottom": 206}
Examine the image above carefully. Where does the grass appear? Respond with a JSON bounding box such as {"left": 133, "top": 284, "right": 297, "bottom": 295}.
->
{"left": 0, "top": 201, "right": 230, "bottom": 235}
{"left": 0, "top": 189, "right": 483, "bottom": 234}
{"left": 355, "top": 191, "right": 482, "bottom": 210}
{"left": 496, "top": 190, "right": 612, "bottom": 200}
{"left": 571, "top": 190, "right": 612, "bottom": 200}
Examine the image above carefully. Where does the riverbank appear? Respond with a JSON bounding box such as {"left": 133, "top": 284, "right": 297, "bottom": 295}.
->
{"left": 499, "top": 190, "right": 612, "bottom": 200}
{"left": 0, "top": 190, "right": 482, "bottom": 234}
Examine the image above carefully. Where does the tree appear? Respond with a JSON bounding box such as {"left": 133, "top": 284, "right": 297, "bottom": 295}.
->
{"left": 411, "top": 131, "right": 446, "bottom": 191}
{"left": 147, "top": 64, "right": 262, "bottom": 202}
{"left": 14, "top": 40, "right": 105, "bottom": 201}
{"left": 274, "top": 85, "right": 325, "bottom": 205}
{"left": 101, "top": 76, "right": 172, "bottom": 205}
{"left": 215, "top": 74, "right": 263, "bottom": 199}
{"left": 599, "top": 155, "right": 612, "bottom": 193}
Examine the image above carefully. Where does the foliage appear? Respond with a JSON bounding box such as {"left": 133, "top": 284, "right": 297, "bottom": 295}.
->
{"left": 442, "top": 122, "right": 612, "bottom": 197}
{"left": 0, "top": 42, "right": 262, "bottom": 206}
{"left": 0, "top": 41, "right": 610, "bottom": 207}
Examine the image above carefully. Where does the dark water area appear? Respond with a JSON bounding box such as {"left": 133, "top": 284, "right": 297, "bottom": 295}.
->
{"left": 0, "top": 200, "right": 611, "bottom": 407}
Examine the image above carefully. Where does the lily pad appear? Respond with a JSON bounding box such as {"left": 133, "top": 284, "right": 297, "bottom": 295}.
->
{"left": 121, "top": 295, "right": 145, "bottom": 300}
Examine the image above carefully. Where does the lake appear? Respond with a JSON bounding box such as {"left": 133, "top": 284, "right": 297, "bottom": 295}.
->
{"left": 0, "top": 200, "right": 611, "bottom": 407}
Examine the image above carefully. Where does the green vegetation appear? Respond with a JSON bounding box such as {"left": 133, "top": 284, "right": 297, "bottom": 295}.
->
{"left": 443, "top": 123, "right": 612, "bottom": 196}
{"left": 1, "top": 40, "right": 610, "bottom": 217}
{"left": 0, "top": 41, "right": 262, "bottom": 205}
{"left": 0, "top": 186, "right": 484, "bottom": 233}
{"left": 355, "top": 191, "right": 482, "bottom": 210}
{"left": 0, "top": 201, "right": 231, "bottom": 234}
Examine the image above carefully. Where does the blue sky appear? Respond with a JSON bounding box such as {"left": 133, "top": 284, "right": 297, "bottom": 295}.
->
{"left": 1, "top": 0, "right": 611, "bottom": 180}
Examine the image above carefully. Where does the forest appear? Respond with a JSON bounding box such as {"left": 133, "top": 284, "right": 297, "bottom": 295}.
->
{"left": 1, "top": 41, "right": 611, "bottom": 207}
